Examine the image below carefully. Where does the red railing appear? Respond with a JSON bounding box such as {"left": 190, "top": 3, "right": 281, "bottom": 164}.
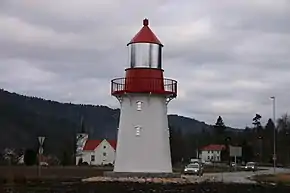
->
{"left": 111, "top": 77, "right": 177, "bottom": 97}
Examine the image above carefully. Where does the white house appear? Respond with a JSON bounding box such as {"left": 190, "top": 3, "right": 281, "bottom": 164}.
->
{"left": 200, "top": 144, "right": 225, "bottom": 162}
{"left": 76, "top": 139, "right": 116, "bottom": 166}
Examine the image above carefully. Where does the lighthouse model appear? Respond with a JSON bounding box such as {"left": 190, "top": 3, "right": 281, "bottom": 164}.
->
{"left": 111, "top": 19, "right": 177, "bottom": 173}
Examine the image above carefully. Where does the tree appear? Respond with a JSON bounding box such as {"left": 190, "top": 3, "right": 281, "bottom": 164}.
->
{"left": 252, "top": 114, "right": 263, "bottom": 162}
{"left": 221, "top": 137, "right": 231, "bottom": 163}
{"left": 24, "top": 149, "right": 37, "bottom": 166}
{"left": 78, "top": 158, "right": 83, "bottom": 166}
{"left": 265, "top": 119, "right": 275, "bottom": 132}
{"left": 253, "top": 114, "right": 262, "bottom": 133}
{"left": 263, "top": 119, "right": 275, "bottom": 162}
{"left": 214, "top": 116, "right": 226, "bottom": 135}
{"left": 169, "top": 126, "right": 185, "bottom": 166}
{"left": 241, "top": 140, "right": 254, "bottom": 163}
{"left": 61, "top": 151, "right": 71, "bottom": 166}
{"left": 213, "top": 116, "right": 228, "bottom": 146}
{"left": 277, "top": 113, "right": 290, "bottom": 131}
{"left": 276, "top": 114, "right": 290, "bottom": 164}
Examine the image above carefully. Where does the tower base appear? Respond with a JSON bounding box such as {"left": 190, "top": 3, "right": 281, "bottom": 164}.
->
{"left": 104, "top": 171, "right": 180, "bottom": 178}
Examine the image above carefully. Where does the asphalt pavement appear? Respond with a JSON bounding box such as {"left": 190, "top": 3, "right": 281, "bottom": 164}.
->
{"left": 83, "top": 167, "right": 290, "bottom": 184}
{"left": 183, "top": 167, "right": 290, "bottom": 184}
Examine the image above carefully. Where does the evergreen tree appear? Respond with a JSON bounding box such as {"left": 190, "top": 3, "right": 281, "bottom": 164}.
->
{"left": 61, "top": 151, "right": 71, "bottom": 166}
{"left": 253, "top": 114, "right": 263, "bottom": 133}
{"left": 214, "top": 116, "right": 228, "bottom": 145}
{"left": 263, "top": 119, "right": 275, "bottom": 162}
{"left": 78, "top": 158, "right": 83, "bottom": 166}
{"left": 221, "top": 136, "right": 231, "bottom": 163}
{"left": 265, "top": 119, "right": 275, "bottom": 132}
{"left": 80, "top": 115, "right": 86, "bottom": 133}
{"left": 24, "top": 149, "right": 37, "bottom": 166}
{"left": 214, "top": 116, "right": 226, "bottom": 135}
{"left": 276, "top": 114, "right": 290, "bottom": 164}
{"left": 252, "top": 114, "right": 263, "bottom": 162}
{"left": 169, "top": 126, "right": 185, "bottom": 165}
{"left": 241, "top": 140, "right": 254, "bottom": 163}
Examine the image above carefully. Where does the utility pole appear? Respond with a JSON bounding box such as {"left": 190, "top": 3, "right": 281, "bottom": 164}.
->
{"left": 270, "top": 96, "right": 276, "bottom": 174}
{"left": 196, "top": 139, "right": 199, "bottom": 159}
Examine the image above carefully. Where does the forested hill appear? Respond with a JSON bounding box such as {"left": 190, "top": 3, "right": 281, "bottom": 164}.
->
{"left": 0, "top": 88, "right": 233, "bottom": 155}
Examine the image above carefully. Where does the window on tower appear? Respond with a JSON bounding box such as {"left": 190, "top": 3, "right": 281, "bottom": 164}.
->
{"left": 136, "top": 101, "right": 142, "bottom": 111}
{"left": 130, "top": 45, "right": 136, "bottom": 68}
{"left": 158, "top": 45, "right": 162, "bottom": 68}
{"left": 149, "top": 44, "right": 153, "bottom": 68}
{"left": 135, "top": 126, "right": 141, "bottom": 136}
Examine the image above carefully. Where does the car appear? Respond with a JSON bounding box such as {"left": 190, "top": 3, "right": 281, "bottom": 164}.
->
{"left": 183, "top": 163, "right": 204, "bottom": 176}
{"left": 230, "top": 162, "right": 236, "bottom": 167}
{"left": 244, "top": 162, "right": 257, "bottom": 171}
{"left": 190, "top": 158, "right": 201, "bottom": 164}
{"left": 39, "top": 162, "right": 49, "bottom": 166}
{"left": 203, "top": 161, "right": 213, "bottom": 166}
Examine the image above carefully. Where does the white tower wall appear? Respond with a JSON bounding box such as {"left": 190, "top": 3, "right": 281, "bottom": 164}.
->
{"left": 114, "top": 94, "right": 172, "bottom": 173}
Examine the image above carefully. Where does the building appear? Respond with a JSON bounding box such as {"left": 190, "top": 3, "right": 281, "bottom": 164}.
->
{"left": 76, "top": 139, "right": 116, "bottom": 166}
{"left": 111, "top": 19, "right": 177, "bottom": 173}
{"left": 200, "top": 144, "right": 226, "bottom": 162}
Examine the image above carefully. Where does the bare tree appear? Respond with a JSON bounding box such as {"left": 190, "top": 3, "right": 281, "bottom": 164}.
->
{"left": 277, "top": 113, "right": 290, "bottom": 131}
{"left": 276, "top": 113, "right": 290, "bottom": 164}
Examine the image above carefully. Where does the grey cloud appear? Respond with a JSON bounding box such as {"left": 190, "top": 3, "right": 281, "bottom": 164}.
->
{"left": 0, "top": 0, "right": 290, "bottom": 128}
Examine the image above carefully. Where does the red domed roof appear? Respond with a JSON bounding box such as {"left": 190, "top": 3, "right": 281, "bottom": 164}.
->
{"left": 127, "top": 19, "right": 163, "bottom": 46}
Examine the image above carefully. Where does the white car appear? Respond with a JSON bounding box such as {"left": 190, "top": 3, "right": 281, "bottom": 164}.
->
{"left": 244, "top": 162, "right": 257, "bottom": 171}
{"left": 40, "top": 162, "right": 49, "bottom": 166}
{"left": 183, "top": 163, "right": 204, "bottom": 176}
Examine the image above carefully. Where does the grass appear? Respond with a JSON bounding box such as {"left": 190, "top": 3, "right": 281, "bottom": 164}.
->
{"left": 5, "top": 181, "right": 290, "bottom": 193}
{"left": 1, "top": 165, "right": 233, "bottom": 185}
{"left": 0, "top": 166, "right": 110, "bottom": 185}
{"left": 252, "top": 173, "right": 290, "bottom": 185}
{"left": 0, "top": 164, "right": 267, "bottom": 185}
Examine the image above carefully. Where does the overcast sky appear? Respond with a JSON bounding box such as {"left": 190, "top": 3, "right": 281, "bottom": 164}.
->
{"left": 0, "top": 0, "right": 290, "bottom": 128}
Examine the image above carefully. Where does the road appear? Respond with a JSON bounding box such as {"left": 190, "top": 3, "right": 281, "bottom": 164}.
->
{"left": 183, "top": 167, "right": 290, "bottom": 184}
{"left": 83, "top": 167, "right": 290, "bottom": 184}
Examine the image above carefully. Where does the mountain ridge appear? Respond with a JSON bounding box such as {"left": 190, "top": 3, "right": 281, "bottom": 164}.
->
{"left": 0, "top": 88, "right": 236, "bottom": 155}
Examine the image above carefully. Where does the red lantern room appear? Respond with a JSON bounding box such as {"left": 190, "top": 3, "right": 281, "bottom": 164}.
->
{"left": 111, "top": 19, "right": 177, "bottom": 99}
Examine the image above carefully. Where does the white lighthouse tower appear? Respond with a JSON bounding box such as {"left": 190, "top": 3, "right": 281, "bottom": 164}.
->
{"left": 111, "top": 19, "right": 177, "bottom": 173}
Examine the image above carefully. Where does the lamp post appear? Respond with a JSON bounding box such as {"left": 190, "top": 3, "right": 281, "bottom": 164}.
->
{"left": 270, "top": 96, "right": 276, "bottom": 174}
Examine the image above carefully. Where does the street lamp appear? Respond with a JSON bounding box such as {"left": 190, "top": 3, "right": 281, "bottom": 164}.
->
{"left": 270, "top": 96, "right": 276, "bottom": 174}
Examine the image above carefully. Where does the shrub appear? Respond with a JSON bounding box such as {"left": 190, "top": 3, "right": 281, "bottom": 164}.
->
{"left": 13, "top": 175, "right": 27, "bottom": 184}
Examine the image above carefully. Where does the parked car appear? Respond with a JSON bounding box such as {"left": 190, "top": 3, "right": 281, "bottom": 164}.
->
{"left": 183, "top": 163, "right": 204, "bottom": 176}
{"left": 230, "top": 162, "right": 236, "bottom": 167}
{"left": 190, "top": 158, "right": 201, "bottom": 164}
{"left": 203, "top": 161, "right": 213, "bottom": 166}
{"left": 244, "top": 162, "right": 257, "bottom": 171}
{"left": 40, "top": 162, "right": 49, "bottom": 166}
